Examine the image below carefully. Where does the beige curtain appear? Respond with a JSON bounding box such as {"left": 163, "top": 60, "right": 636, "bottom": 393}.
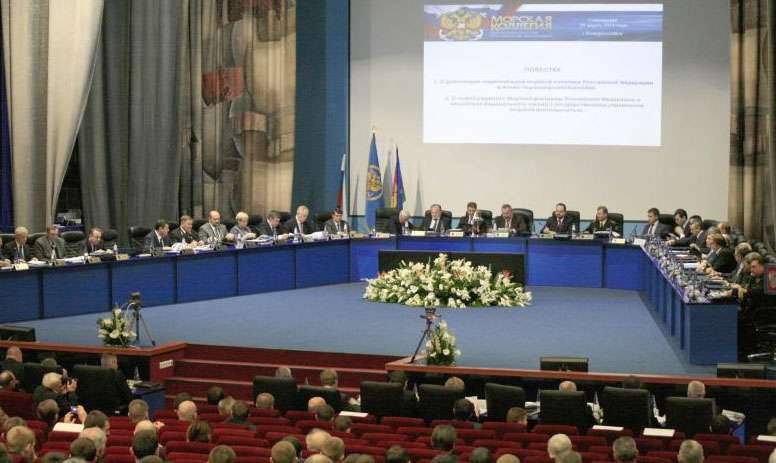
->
{"left": 1, "top": 0, "right": 103, "bottom": 231}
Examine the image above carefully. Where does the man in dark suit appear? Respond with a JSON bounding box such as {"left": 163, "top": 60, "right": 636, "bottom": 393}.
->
{"left": 542, "top": 202, "right": 573, "bottom": 234}
{"left": 199, "top": 210, "right": 233, "bottom": 244}
{"left": 100, "top": 353, "right": 133, "bottom": 412}
{"left": 2, "top": 346, "right": 24, "bottom": 384}
{"left": 585, "top": 205, "right": 621, "bottom": 236}
{"left": 388, "top": 210, "right": 416, "bottom": 235}
{"left": 283, "top": 205, "right": 315, "bottom": 235}
{"left": 668, "top": 219, "right": 703, "bottom": 247}
{"left": 493, "top": 204, "right": 529, "bottom": 235}
{"left": 421, "top": 204, "right": 447, "bottom": 233}
{"left": 323, "top": 208, "right": 350, "bottom": 235}
{"left": 458, "top": 201, "right": 487, "bottom": 236}
{"left": 32, "top": 372, "right": 79, "bottom": 412}
{"left": 256, "top": 211, "right": 286, "bottom": 239}
{"left": 224, "top": 400, "right": 256, "bottom": 430}
{"left": 84, "top": 227, "right": 106, "bottom": 254}
{"left": 33, "top": 225, "right": 66, "bottom": 262}
{"left": 703, "top": 233, "right": 736, "bottom": 274}
{"left": 170, "top": 215, "right": 201, "bottom": 245}
{"left": 143, "top": 220, "right": 172, "bottom": 252}
{"left": 2, "top": 227, "right": 32, "bottom": 262}
{"left": 641, "top": 208, "right": 671, "bottom": 238}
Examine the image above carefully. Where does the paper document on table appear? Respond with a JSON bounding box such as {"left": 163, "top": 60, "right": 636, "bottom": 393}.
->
{"left": 683, "top": 263, "right": 699, "bottom": 269}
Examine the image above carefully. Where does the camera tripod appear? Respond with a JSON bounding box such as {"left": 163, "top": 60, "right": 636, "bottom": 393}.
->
{"left": 126, "top": 292, "right": 157, "bottom": 347}
{"left": 410, "top": 306, "right": 438, "bottom": 364}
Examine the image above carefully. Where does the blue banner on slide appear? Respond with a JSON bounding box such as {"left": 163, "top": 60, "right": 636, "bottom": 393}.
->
{"left": 424, "top": 4, "right": 663, "bottom": 42}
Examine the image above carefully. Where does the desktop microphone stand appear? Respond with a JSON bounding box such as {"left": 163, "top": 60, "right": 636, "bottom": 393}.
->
{"left": 410, "top": 306, "right": 437, "bottom": 364}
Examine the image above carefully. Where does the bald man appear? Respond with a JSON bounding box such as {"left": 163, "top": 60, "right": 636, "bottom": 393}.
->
{"left": 548, "top": 434, "right": 572, "bottom": 460}
{"left": 305, "top": 429, "right": 331, "bottom": 453}
{"left": 2, "top": 347, "right": 24, "bottom": 381}
{"left": 3, "top": 227, "right": 32, "bottom": 262}
{"left": 308, "top": 397, "right": 326, "bottom": 414}
{"left": 100, "top": 353, "right": 133, "bottom": 412}
{"left": 283, "top": 206, "right": 315, "bottom": 235}
{"left": 199, "top": 210, "right": 233, "bottom": 244}
{"left": 176, "top": 401, "right": 197, "bottom": 422}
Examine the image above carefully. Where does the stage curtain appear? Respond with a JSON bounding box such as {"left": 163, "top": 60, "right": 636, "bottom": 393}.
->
{"left": 179, "top": 0, "right": 296, "bottom": 220}
{"left": 0, "top": 11, "right": 12, "bottom": 229}
{"left": 730, "top": 0, "right": 776, "bottom": 244}
{"left": 0, "top": 0, "right": 103, "bottom": 232}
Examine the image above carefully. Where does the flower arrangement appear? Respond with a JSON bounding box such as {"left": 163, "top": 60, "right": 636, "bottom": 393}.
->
{"left": 425, "top": 319, "right": 460, "bottom": 366}
{"left": 97, "top": 306, "right": 137, "bottom": 347}
{"left": 363, "top": 253, "right": 532, "bottom": 308}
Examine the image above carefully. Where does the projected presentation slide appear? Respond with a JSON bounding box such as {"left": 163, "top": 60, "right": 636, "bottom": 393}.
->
{"left": 423, "top": 4, "right": 664, "bottom": 146}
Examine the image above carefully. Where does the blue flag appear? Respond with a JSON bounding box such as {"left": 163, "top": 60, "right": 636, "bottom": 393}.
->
{"left": 391, "top": 145, "right": 405, "bottom": 210}
{"left": 365, "top": 133, "right": 383, "bottom": 229}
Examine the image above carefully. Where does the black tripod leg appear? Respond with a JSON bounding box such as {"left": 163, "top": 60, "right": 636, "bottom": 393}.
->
{"left": 410, "top": 323, "right": 433, "bottom": 364}
{"left": 137, "top": 313, "right": 157, "bottom": 347}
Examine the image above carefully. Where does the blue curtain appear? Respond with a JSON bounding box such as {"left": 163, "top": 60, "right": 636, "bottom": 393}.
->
{"left": 0, "top": 12, "right": 13, "bottom": 229}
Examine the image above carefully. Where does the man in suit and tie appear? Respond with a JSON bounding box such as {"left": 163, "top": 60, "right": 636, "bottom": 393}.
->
{"left": 701, "top": 233, "right": 736, "bottom": 274}
{"left": 458, "top": 201, "right": 487, "bottom": 236}
{"left": 283, "top": 205, "right": 315, "bottom": 235}
{"left": 199, "top": 210, "right": 233, "bottom": 244}
{"left": 641, "top": 208, "right": 670, "bottom": 238}
{"left": 143, "top": 220, "right": 172, "bottom": 252}
{"left": 542, "top": 202, "right": 573, "bottom": 234}
{"left": 84, "top": 228, "right": 106, "bottom": 254}
{"left": 585, "top": 205, "right": 621, "bottom": 236}
{"left": 170, "top": 215, "right": 201, "bottom": 245}
{"left": 421, "top": 204, "right": 447, "bottom": 233}
{"left": 493, "top": 204, "right": 529, "bottom": 235}
{"left": 668, "top": 218, "right": 703, "bottom": 247}
{"left": 323, "top": 208, "right": 349, "bottom": 235}
{"left": 388, "top": 210, "right": 416, "bottom": 235}
{"left": 33, "top": 225, "right": 66, "bottom": 262}
{"left": 2, "top": 227, "right": 33, "bottom": 262}
{"left": 256, "top": 211, "right": 287, "bottom": 240}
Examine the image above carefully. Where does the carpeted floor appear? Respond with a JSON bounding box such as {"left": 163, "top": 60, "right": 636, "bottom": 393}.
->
{"left": 19, "top": 283, "right": 715, "bottom": 377}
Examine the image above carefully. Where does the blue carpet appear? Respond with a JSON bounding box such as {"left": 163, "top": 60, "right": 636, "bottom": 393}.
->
{"left": 20, "top": 283, "right": 714, "bottom": 377}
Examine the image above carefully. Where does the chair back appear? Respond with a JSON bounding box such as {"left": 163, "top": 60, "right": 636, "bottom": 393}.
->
{"left": 73, "top": 364, "right": 125, "bottom": 414}
{"left": 418, "top": 384, "right": 465, "bottom": 423}
{"left": 478, "top": 210, "right": 493, "bottom": 229}
{"left": 0, "top": 234, "right": 14, "bottom": 246}
{"left": 252, "top": 376, "right": 298, "bottom": 414}
{"left": 665, "top": 397, "right": 714, "bottom": 437}
{"left": 658, "top": 214, "right": 675, "bottom": 227}
{"left": 600, "top": 386, "right": 650, "bottom": 433}
{"left": 316, "top": 212, "right": 332, "bottom": 231}
{"left": 274, "top": 211, "right": 292, "bottom": 224}
{"left": 702, "top": 219, "right": 719, "bottom": 231}
{"left": 248, "top": 215, "right": 264, "bottom": 228}
{"left": 26, "top": 232, "right": 45, "bottom": 248}
{"left": 608, "top": 213, "right": 624, "bottom": 233}
{"left": 566, "top": 211, "right": 581, "bottom": 230}
{"left": 61, "top": 231, "right": 85, "bottom": 257}
{"left": 360, "top": 381, "right": 404, "bottom": 419}
{"left": 128, "top": 226, "right": 150, "bottom": 251}
{"left": 485, "top": 383, "right": 526, "bottom": 422}
{"left": 376, "top": 208, "right": 400, "bottom": 233}
{"left": 21, "top": 363, "right": 63, "bottom": 393}
{"left": 297, "top": 385, "right": 343, "bottom": 412}
{"left": 538, "top": 390, "right": 589, "bottom": 430}
{"left": 192, "top": 219, "right": 207, "bottom": 233}
{"left": 101, "top": 229, "right": 119, "bottom": 248}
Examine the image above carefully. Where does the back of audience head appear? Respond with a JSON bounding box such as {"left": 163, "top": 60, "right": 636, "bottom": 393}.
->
{"left": 431, "top": 455, "right": 457, "bottom": 463}
{"left": 355, "top": 457, "right": 376, "bottom": 463}
{"left": 612, "top": 437, "right": 638, "bottom": 463}
{"left": 139, "top": 457, "right": 163, "bottom": 463}
{"left": 308, "top": 397, "right": 327, "bottom": 414}
{"left": 333, "top": 415, "right": 352, "bottom": 433}
{"left": 7, "top": 425, "right": 36, "bottom": 458}
{"left": 5, "top": 346, "right": 22, "bottom": 362}
{"left": 209, "top": 445, "right": 236, "bottom": 463}
{"left": 505, "top": 407, "right": 528, "bottom": 425}
{"left": 42, "top": 452, "right": 67, "bottom": 463}
{"left": 547, "top": 434, "right": 572, "bottom": 459}
{"left": 133, "top": 420, "right": 156, "bottom": 435}
{"left": 621, "top": 376, "right": 643, "bottom": 389}
{"left": 83, "top": 410, "right": 109, "bottom": 432}
{"left": 687, "top": 381, "right": 706, "bottom": 399}
{"left": 431, "top": 425, "right": 456, "bottom": 451}
{"left": 320, "top": 369, "right": 338, "bottom": 388}
{"left": 41, "top": 358, "right": 59, "bottom": 368}
{"left": 177, "top": 400, "right": 198, "bottom": 422}
{"left": 272, "top": 441, "right": 298, "bottom": 463}
{"left": 496, "top": 455, "right": 520, "bottom": 463}
{"left": 709, "top": 415, "right": 731, "bottom": 434}
{"left": 306, "top": 455, "right": 334, "bottom": 463}
{"left": 3, "top": 417, "right": 27, "bottom": 436}
{"left": 385, "top": 445, "right": 410, "bottom": 463}
{"left": 173, "top": 392, "right": 194, "bottom": 410}
{"left": 556, "top": 451, "right": 581, "bottom": 463}
{"left": 79, "top": 427, "right": 107, "bottom": 459}
{"left": 678, "top": 440, "right": 704, "bottom": 463}
{"left": 207, "top": 386, "right": 225, "bottom": 406}
{"left": 469, "top": 447, "right": 491, "bottom": 463}
{"left": 218, "top": 396, "right": 236, "bottom": 416}
{"left": 0, "top": 371, "right": 18, "bottom": 390}
{"left": 343, "top": 456, "right": 361, "bottom": 463}
{"left": 444, "top": 377, "right": 464, "bottom": 391}
{"left": 282, "top": 436, "right": 303, "bottom": 459}
{"left": 275, "top": 366, "right": 293, "bottom": 378}
{"left": 187, "top": 420, "right": 212, "bottom": 443}
{"left": 316, "top": 404, "right": 335, "bottom": 422}
{"left": 128, "top": 400, "right": 149, "bottom": 424}
{"left": 453, "top": 398, "right": 474, "bottom": 422}
{"left": 131, "top": 430, "right": 159, "bottom": 460}
{"left": 256, "top": 393, "right": 275, "bottom": 410}
{"left": 322, "top": 437, "right": 345, "bottom": 462}
{"left": 306, "top": 429, "right": 332, "bottom": 452}
{"left": 231, "top": 401, "right": 250, "bottom": 421}
{"left": 37, "top": 399, "right": 60, "bottom": 428}
{"left": 70, "top": 437, "right": 97, "bottom": 462}
{"left": 387, "top": 370, "right": 408, "bottom": 387}
{"left": 558, "top": 381, "right": 577, "bottom": 392}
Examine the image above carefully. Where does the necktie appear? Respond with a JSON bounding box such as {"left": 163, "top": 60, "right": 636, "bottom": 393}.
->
{"left": 50, "top": 241, "right": 56, "bottom": 258}
{"left": 431, "top": 220, "right": 436, "bottom": 231}
{"left": 506, "top": 218, "right": 511, "bottom": 229}
{"left": 649, "top": 224, "right": 655, "bottom": 236}
{"left": 335, "top": 222, "right": 340, "bottom": 233}
{"left": 18, "top": 244, "right": 23, "bottom": 260}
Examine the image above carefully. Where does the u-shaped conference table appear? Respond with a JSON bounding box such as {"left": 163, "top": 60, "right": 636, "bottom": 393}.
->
{"left": 0, "top": 236, "right": 738, "bottom": 365}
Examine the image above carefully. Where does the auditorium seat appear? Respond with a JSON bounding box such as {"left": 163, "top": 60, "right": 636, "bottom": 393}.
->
{"left": 248, "top": 408, "right": 280, "bottom": 417}
{"left": 580, "top": 452, "right": 610, "bottom": 463}
{"left": 524, "top": 455, "right": 554, "bottom": 463}
{"left": 315, "top": 212, "right": 332, "bottom": 231}
{"left": 248, "top": 215, "right": 264, "bottom": 228}
{"left": 503, "top": 433, "right": 551, "bottom": 447}
{"left": 264, "top": 432, "right": 306, "bottom": 446}
{"left": 608, "top": 213, "right": 624, "bottom": 234}
{"left": 383, "top": 417, "right": 424, "bottom": 428}
{"left": 0, "top": 233, "right": 14, "bottom": 246}
{"left": 481, "top": 422, "right": 527, "bottom": 436}
{"left": 101, "top": 228, "right": 119, "bottom": 249}
{"left": 26, "top": 232, "right": 45, "bottom": 248}
{"left": 297, "top": 385, "right": 342, "bottom": 412}
{"left": 230, "top": 446, "right": 271, "bottom": 457}
{"left": 565, "top": 211, "right": 581, "bottom": 231}
{"left": 254, "top": 425, "right": 302, "bottom": 437}
{"left": 537, "top": 390, "right": 589, "bottom": 431}
{"left": 247, "top": 416, "right": 288, "bottom": 426}
{"left": 726, "top": 445, "right": 774, "bottom": 463}
{"left": 634, "top": 438, "right": 665, "bottom": 453}
{"left": 128, "top": 226, "right": 150, "bottom": 251}
{"left": 105, "top": 454, "right": 135, "bottom": 463}
{"left": 664, "top": 397, "right": 714, "bottom": 437}
{"left": 707, "top": 457, "right": 759, "bottom": 463}
{"left": 430, "top": 419, "right": 476, "bottom": 429}
{"left": 703, "top": 219, "right": 720, "bottom": 230}
{"left": 694, "top": 434, "right": 740, "bottom": 453}
{"left": 0, "top": 390, "right": 35, "bottom": 419}
{"left": 361, "top": 432, "right": 408, "bottom": 444}
{"left": 106, "top": 435, "right": 132, "bottom": 447}
{"left": 514, "top": 208, "right": 534, "bottom": 231}
{"left": 160, "top": 431, "right": 187, "bottom": 445}
{"left": 658, "top": 214, "right": 675, "bottom": 228}
{"left": 587, "top": 427, "right": 633, "bottom": 444}
{"left": 252, "top": 376, "right": 298, "bottom": 414}
{"left": 73, "top": 364, "right": 127, "bottom": 414}
{"left": 472, "top": 439, "right": 516, "bottom": 452}
{"left": 600, "top": 386, "right": 651, "bottom": 433}
{"left": 418, "top": 384, "right": 465, "bottom": 423}
{"left": 484, "top": 383, "right": 526, "bottom": 422}
{"left": 296, "top": 419, "right": 331, "bottom": 433}
{"left": 374, "top": 208, "right": 400, "bottom": 233}
{"left": 570, "top": 436, "right": 608, "bottom": 451}
{"left": 192, "top": 219, "right": 207, "bottom": 233}
{"left": 455, "top": 428, "right": 497, "bottom": 444}
{"left": 360, "top": 381, "right": 405, "bottom": 420}
{"left": 647, "top": 451, "right": 678, "bottom": 463}
{"left": 636, "top": 457, "right": 672, "bottom": 463}
{"left": 62, "top": 231, "right": 87, "bottom": 256}
{"left": 395, "top": 426, "right": 433, "bottom": 440}
{"left": 222, "top": 219, "right": 236, "bottom": 231}
{"left": 284, "top": 410, "right": 314, "bottom": 423}
{"left": 478, "top": 210, "right": 493, "bottom": 229}
{"left": 587, "top": 446, "right": 612, "bottom": 458}
{"left": 165, "top": 441, "right": 214, "bottom": 455}
{"left": 275, "top": 211, "right": 292, "bottom": 224}
{"left": 351, "top": 423, "right": 394, "bottom": 436}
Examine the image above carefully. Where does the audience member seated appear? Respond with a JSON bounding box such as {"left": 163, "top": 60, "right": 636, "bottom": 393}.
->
{"left": 324, "top": 208, "right": 350, "bottom": 235}
{"left": 321, "top": 368, "right": 357, "bottom": 410}
{"left": 3, "top": 417, "right": 27, "bottom": 440}
{"left": 33, "top": 225, "right": 66, "bottom": 262}
{"left": 739, "top": 253, "right": 766, "bottom": 312}
{"left": 506, "top": 407, "right": 528, "bottom": 426}
{"left": 316, "top": 405, "right": 335, "bottom": 423}
{"left": 322, "top": 436, "right": 345, "bottom": 462}
{"left": 131, "top": 430, "right": 160, "bottom": 463}
{"left": 678, "top": 440, "right": 704, "bottom": 463}
{"left": 276, "top": 366, "right": 293, "bottom": 378}
{"left": 7, "top": 425, "right": 36, "bottom": 463}
{"left": 170, "top": 215, "right": 202, "bottom": 245}
{"left": 622, "top": 375, "right": 643, "bottom": 389}
{"left": 283, "top": 436, "right": 304, "bottom": 460}
{"left": 42, "top": 453, "right": 67, "bottom": 463}
{"left": 673, "top": 209, "right": 690, "bottom": 238}
{"left": 642, "top": 208, "right": 670, "bottom": 238}
{"left": 688, "top": 381, "right": 708, "bottom": 400}
{"left": 557, "top": 451, "right": 581, "bottom": 463}
{"left": 422, "top": 204, "right": 447, "bottom": 234}
{"left": 84, "top": 227, "right": 106, "bottom": 254}
{"left": 186, "top": 420, "right": 212, "bottom": 443}
{"left": 612, "top": 436, "right": 638, "bottom": 463}
{"left": 385, "top": 445, "right": 410, "bottom": 463}
{"left": 542, "top": 203, "right": 573, "bottom": 234}
{"left": 494, "top": 204, "right": 528, "bottom": 235}
{"left": 2, "top": 347, "right": 23, "bottom": 382}
{"left": 668, "top": 219, "right": 704, "bottom": 248}
{"left": 134, "top": 420, "right": 159, "bottom": 435}
{"left": 389, "top": 210, "right": 416, "bottom": 235}
{"left": 99, "top": 353, "right": 133, "bottom": 411}
{"left": 79, "top": 427, "right": 107, "bottom": 463}
{"left": 496, "top": 455, "right": 519, "bottom": 463}
{"left": 283, "top": 206, "right": 315, "bottom": 235}
{"left": 224, "top": 401, "right": 255, "bottom": 430}
{"left": 724, "top": 242, "right": 753, "bottom": 284}
{"left": 585, "top": 206, "right": 621, "bottom": 236}
{"left": 333, "top": 416, "right": 352, "bottom": 433}
{"left": 70, "top": 437, "right": 97, "bottom": 462}
{"left": 0, "top": 370, "right": 20, "bottom": 391}
{"left": 272, "top": 441, "right": 299, "bottom": 463}
{"left": 431, "top": 425, "right": 456, "bottom": 454}
{"left": 3, "top": 227, "right": 33, "bottom": 262}
{"left": 144, "top": 220, "right": 172, "bottom": 252}
{"left": 33, "top": 373, "right": 79, "bottom": 415}
{"left": 306, "top": 429, "right": 332, "bottom": 453}
{"left": 255, "top": 392, "right": 275, "bottom": 410}
{"left": 176, "top": 400, "right": 198, "bottom": 423}
{"left": 219, "top": 396, "right": 236, "bottom": 417}
{"left": 36, "top": 399, "right": 85, "bottom": 433}
{"left": 452, "top": 398, "right": 479, "bottom": 428}
{"left": 459, "top": 202, "right": 488, "bottom": 236}
{"left": 766, "top": 418, "right": 776, "bottom": 436}
{"left": 469, "top": 447, "right": 491, "bottom": 463}
{"left": 209, "top": 445, "right": 236, "bottom": 463}
{"left": 308, "top": 397, "right": 327, "bottom": 414}
{"left": 128, "top": 399, "right": 150, "bottom": 424}
{"left": 309, "top": 455, "right": 335, "bottom": 463}
{"left": 174, "top": 392, "right": 193, "bottom": 407}
{"left": 547, "top": 434, "right": 572, "bottom": 460}
{"left": 387, "top": 370, "right": 418, "bottom": 417}
{"left": 718, "top": 222, "right": 734, "bottom": 246}
{"left": 445, "top": 377, "right": 465, "bottom": 392}
{"left": 207, "top": 386, "right": 226, "bottom": 406}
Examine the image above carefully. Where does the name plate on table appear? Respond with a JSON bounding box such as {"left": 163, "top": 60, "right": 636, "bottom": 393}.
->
{"left": 578, "top": 233, "right": 594, "bottom": 240}
{"left": 374, "top": 232, "right": 390, "bottom": 239}
{"left": 539, "top": 233, "right": 554, "bottom": 239}
{"left": 116, "top": 254, "right": 130, "bottom": 261}
{"left": 633, "top": 238, "right": 646, "bottom": 247}
{"left": 13, "top": 263, "right": 29, "bottom": 271}
{"left": 180, "top": 248, "right": 195, "bottom": 255}
{"left": 87, "top": 256, "right": 102, "bottom": 264}
{"left": 349, "top": 232, "right": 365, "bottom": 239}
{"left": 491, "top": 231, "right": 510, "bottom": 238}
{"left": 448, "top": 230, "right": 465, "bottom": 238}
{"left": 54, "top": 259, "right": 66, "bottom": 267}
{"left": 611, "top": 238, "right": 626, "bottom": 244}
{"left": 410, "top": 230, "right": 426, "bottom": 237}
